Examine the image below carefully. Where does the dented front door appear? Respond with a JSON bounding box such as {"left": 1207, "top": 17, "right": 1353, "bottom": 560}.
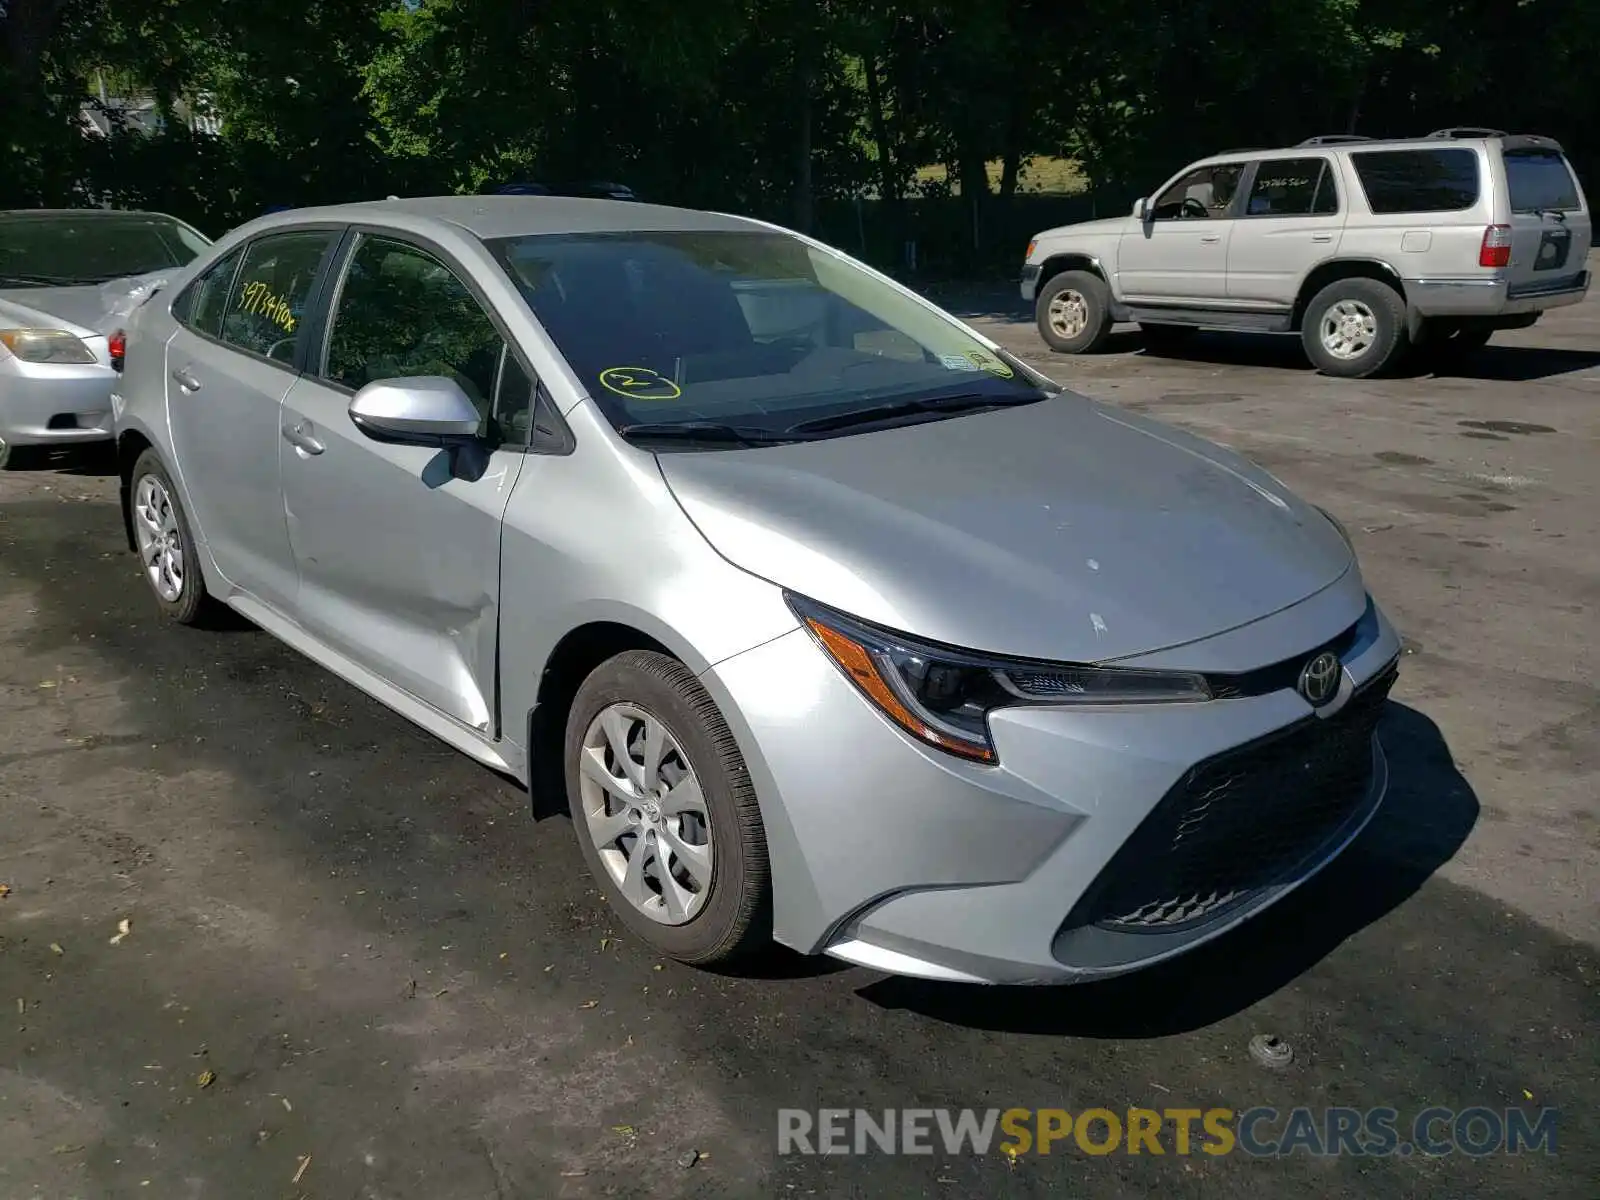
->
{"left": 277, "top": 373, "right": 524, "bottom": 733}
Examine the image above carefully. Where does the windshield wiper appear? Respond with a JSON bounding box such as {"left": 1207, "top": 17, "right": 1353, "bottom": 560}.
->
{"left": 785, "top": 391, "right": 1041, "bottom": 435}
{"left": 0, "top": 271, "right": 106, "bottom": 287}
{"left": 618, "top": 421, "right": 799, "bottom": 447}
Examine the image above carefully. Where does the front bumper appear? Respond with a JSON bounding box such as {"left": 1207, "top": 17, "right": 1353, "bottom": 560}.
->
{"left": 1020, "top": 263, "right": 1042, "bottom": 303}
{"left": 702, "top": 575, "right": 1401, "bottom": 985}
{"left": 0, "top": 358, "right": 116, "bottom": 446}
{"left": 1407, "top": 269, "right": 1589, "bottom": 318}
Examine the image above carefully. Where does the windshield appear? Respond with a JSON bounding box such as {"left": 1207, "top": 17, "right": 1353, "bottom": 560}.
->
{"left": 0, "top": 213, "right": 211, "bottom": 288}
{"left": 1504, "top": 150, "right": 1583, "bottom": 214}
{"left": 488, "top": 230, "right": 1048, "bottom": 439}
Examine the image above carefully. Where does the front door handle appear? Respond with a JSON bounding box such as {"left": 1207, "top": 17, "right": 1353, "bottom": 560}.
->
{"left": 170, "top": 367, "right": 201, "bottom": 392}
{"left": 1200, "top": 234, "right": 1222, "bottom": 244}
{"left": 1312, "top": 233, "right": 1334, "bottom": 243}
{"left": 283, "top": 422, "right": 325, "bottom": 456}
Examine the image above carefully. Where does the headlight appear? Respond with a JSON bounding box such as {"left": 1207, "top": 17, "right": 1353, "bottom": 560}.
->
{"left": 0, "top": 328, "right": 98, "bottom": 365}
{"left": 788, "top": 594, "right": 1211, "bottom": 763}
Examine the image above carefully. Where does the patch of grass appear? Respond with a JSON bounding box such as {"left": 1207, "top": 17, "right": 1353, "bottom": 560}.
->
{"left": 913, "top": 156, "right": 1086, "bottom": 196}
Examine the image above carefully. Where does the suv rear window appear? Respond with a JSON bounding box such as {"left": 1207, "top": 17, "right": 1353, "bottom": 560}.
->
{"left": 1351, "top": 148, "right": 1480, "bottom": 214}
{"left": 1504, "top": 149, "right": 1582, "bottom": 213}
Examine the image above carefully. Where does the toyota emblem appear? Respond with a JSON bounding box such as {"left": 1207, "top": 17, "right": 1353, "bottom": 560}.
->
{"left": 1298, "top": 651, "right": 1341, "bottom": 707}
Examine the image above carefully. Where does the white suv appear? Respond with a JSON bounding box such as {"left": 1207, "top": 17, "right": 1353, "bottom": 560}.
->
{"left": 1021, "top": 130, "right": 1592, "bottom": 378}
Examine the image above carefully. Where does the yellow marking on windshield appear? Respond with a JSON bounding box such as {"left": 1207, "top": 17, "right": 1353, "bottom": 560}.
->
{"left": 598, "top": 366, "right": 682, "bottom": 400}
{"left": 965, "top": 348, "right": 1014, "bottom": 378}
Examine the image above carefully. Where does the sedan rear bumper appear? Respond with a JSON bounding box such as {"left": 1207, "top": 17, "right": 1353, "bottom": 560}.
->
{"left": 0, "top": 359, "right": 116, "bottom": 446}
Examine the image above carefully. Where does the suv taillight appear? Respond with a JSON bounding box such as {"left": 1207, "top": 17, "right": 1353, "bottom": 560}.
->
{"left": 1479, "top": 224, "right": 1512, "bottom": 268}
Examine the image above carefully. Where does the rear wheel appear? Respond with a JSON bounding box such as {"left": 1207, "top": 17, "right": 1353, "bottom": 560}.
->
{"left": 1036, "top": 269, "right": 1113, "bottom": 354}
{"left": 129, "top": 449, "right": 214, "bottom": 625}
{"left": 1301, "top": 278, "right": 1408, "bottom": 378}
{"left": 564, "top": 650, "right": 770, "bottom": 965}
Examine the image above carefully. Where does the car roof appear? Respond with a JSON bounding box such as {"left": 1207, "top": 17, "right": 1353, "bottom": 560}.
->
{"left": 244, "top": 195, "right": 761, "bottom": 241}
{"left": 0, "top": 208, "right": 191, "bottom": 221}
{"left": 1197, "top": 132, "right": 1562, "bottom": 166}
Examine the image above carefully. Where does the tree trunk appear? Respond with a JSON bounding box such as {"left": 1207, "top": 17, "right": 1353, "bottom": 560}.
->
{"left": 958, "top": 144, "right": 988, "bottom": 254}
{"left": 864, "top": 54, "right": 897, "bottom": 202}
{"left": 792, "top": 65, "right": 814, "bottom": 233}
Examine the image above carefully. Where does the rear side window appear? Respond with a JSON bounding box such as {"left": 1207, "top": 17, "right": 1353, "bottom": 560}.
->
{"left": 1504, "top": 150, "right": 1582, "bottom": 213}
{"left": 1244, "top": 157, "right": 1339, "bottom": 216}
{"left": 172, "top": 249, "right": 242, "bottom": 338}
{"left": 219, "top": 231, "right": 337, "bottom": 363}
{"left": 1351, "top": 149, "right": 1480, "bottom": 214}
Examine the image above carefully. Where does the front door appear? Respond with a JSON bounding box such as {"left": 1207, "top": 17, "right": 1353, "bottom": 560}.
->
{"left": 1226, "top": 156, "right": 1347, "bottom": 306}
{"left": 164, "top": 229, "right": 338, "bottom": 608}
{"left": 279, "top": 232, "right": 534, "bottom": 732}
{"left": 1118, "top": 161, "right": 1246, "bottom": 303}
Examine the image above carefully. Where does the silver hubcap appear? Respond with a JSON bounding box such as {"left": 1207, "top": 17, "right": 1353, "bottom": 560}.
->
{"left": 132, "top": 474, "right": 185, "bottom": 603}
{"left": 1047, "top": 289, "right": 1089, "bottom": 339}
{"left": 578, "top": 703, "right": 713, "bottom": 925}
{"left": 1319, "top": 299, "right": 1377, "bottom": 361}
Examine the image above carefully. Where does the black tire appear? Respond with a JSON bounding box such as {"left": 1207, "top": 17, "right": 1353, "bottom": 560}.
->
{"left": 1036, "top": 269, "right": 1113, "bottom": 354}
{"left": 1139, "top": 322, "right": 1198, "bottom": 353}
{"left": 564, "top": 649, "right": 770, "bottom": 966}
{"left": 1301, "top": 277, "right": 1408, "bottom": 378}
{"left": 128, "top": 449, "right": 214, "bottom": 625}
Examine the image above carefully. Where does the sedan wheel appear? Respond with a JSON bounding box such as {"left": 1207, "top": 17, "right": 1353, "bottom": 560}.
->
{"left": 128, "top": 449, "right": 214, "bottom": 625}
{"left": 578, "top": 702, "right": 714, "bottom": 925}
{"left": 565, "top": 650, "right": 770, "bottom": 964}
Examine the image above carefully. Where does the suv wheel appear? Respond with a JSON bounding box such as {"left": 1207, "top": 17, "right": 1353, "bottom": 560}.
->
{"left": 1302, "top": 278, "right": 1408, "bottom": 378}
{"left": 1037, "top": 270, "right": 1113, "bottom": 354}
{"left": 564, "top": 650, "right": 771, "bottom": 965}
{"left": 129, "top": 449, "right": 215, "bottom": 625}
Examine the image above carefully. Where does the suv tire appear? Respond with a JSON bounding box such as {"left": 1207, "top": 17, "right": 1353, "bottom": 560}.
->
{"left": 1302, "top": 278, "right": 1408, "bottom": 378}
{"left": 564, "top": 650, "right": 771, "bottom": 966}
{"left": 1037, "top": 270, "right": 1113, "bottom": 354}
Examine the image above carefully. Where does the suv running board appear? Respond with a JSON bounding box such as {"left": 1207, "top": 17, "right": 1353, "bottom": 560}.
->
{"left": 1120, "top": 305, "right": 1293, "bottom": 334}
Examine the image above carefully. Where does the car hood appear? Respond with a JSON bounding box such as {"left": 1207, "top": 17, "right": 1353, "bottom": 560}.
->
{"left": 657, "top": 395, "right": 1354, "bottom": 664}
{"left": 1033, "top": 215, "right": 1136, "bottom": 243}
{"left": 0, "top": 272, "right": 169, "bottom": 337}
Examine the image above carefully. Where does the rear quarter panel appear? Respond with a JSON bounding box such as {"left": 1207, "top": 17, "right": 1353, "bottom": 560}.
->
{"left": 1333, "top": 149, "right": 1495, "bottom": 280}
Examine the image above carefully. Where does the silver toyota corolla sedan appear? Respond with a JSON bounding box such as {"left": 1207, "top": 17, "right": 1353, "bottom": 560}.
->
{"left": 114, "top": 197, "right": 1401, "bottom": 984}
{"left": 1, "top": 208, "right": 211, "bottom": 468}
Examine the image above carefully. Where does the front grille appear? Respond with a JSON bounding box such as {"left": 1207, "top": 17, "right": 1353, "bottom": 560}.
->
{"left": 1204, "top": 618, "right": 1363, "bottom": 700}
{"left": 1064, "top": 660, "right": 1398, "bottom": 934}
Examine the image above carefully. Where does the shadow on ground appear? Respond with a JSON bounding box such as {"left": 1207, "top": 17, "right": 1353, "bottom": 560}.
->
{"left": 859, "top": 702, "right": 1478, "bottom": 1035}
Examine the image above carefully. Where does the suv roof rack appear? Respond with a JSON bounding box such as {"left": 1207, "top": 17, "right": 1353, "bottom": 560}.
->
{"left": 1427, "top": 126, "right": 1507, "bottom": 139}
{"left": 1297, "top": 135, "right": 1374, "bottom": 146}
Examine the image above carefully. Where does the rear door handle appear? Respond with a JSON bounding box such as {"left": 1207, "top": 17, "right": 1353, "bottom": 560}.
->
{"left": 1312, "top": 233, "right": 1334, "bottom": 243}
{"left": 170, "top": 367, "right": 201, "bottom": 392}
{"left": 1200, "top": 235, "right": 1222, "bottom": 244}
{"left": 283, "top": 421, "right": 325, "bottom": 456}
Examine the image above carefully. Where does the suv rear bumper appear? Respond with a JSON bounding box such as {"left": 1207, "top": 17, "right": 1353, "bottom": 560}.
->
{"left": 1407, "top": 269, "right": 1589, "bottom": 317}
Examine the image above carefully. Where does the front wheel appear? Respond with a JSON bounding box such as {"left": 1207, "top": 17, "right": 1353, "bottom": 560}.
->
{"left": 1301, "top": 278, "right": 1408, "bottom": 378}
{"left": 564, "top": 650, "right": 771, "bottom": 965}
{"left": 1036, "top": 269, "right": 1113, "bottom": 354}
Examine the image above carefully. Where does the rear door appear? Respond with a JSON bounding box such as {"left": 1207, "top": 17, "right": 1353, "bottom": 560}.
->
{"left": 1499, "top": 143, "right": 1592, "bottom": 293}
{"left": 164, "top": 229, "right": 340, "bottom": 608}
{"left": 1226, "top": 156, "right": 1345, "bottom": 306}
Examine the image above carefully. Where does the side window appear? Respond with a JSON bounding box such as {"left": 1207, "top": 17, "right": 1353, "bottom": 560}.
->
{"left": 1350, "top": 149, "right": 1480, "bottom": 214}
{"left": 219, "top": 231, "right": 335, "bottom": 363}
{"left": 172, "top": 248, "right": 242, "bottom": 338}
{"left": 323, "top": 236, "right": 504, "bottom": 434}
{"left": 494, "top": 346, "right": 536, "bottom": 445}
{"left": 1151, "top": 163, "right": 1245, "bottom": 220}
{"left": 1243, "top": 158, "right": 1338, "bottom": 217}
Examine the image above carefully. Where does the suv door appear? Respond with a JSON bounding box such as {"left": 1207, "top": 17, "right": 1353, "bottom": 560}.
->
{"left": 1499, "top": 144, "right": 1592, "bottom": 296}
{"left": 279, "top": 231, "right": 533, "bottom": 733}
{"left": 164, "top": 229, "right": 339, "bottom": 608}
{"left": 1227, "top": 156, "right": 1346, "bottom": 306}
{"left": 1118, "top": 161, "right": 1246, "bottom": 303}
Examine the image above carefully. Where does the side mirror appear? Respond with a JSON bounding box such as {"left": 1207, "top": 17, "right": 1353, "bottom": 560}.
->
{"left": 348, "top": 376, "right": 481, "bottom": 446}
{"left": 1133, "top": 197, "right": 1151, "bottom": 221}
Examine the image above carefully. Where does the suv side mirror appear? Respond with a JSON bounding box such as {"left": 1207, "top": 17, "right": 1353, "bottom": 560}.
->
{"left": 348, "top": 376, "right": 481, "bottom": 446}
{"left": 1133, "top": 197, "right": 1151, "bottom": 221}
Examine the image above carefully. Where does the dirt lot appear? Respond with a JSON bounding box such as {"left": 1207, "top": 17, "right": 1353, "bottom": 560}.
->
{"left": 2, "top": 282, "right": 1597, "bottom": 1199}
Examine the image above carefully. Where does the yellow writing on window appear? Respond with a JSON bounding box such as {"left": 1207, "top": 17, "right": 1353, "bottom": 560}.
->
{"left": 239, "top": 279, "right": 297, "bottom": 332}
